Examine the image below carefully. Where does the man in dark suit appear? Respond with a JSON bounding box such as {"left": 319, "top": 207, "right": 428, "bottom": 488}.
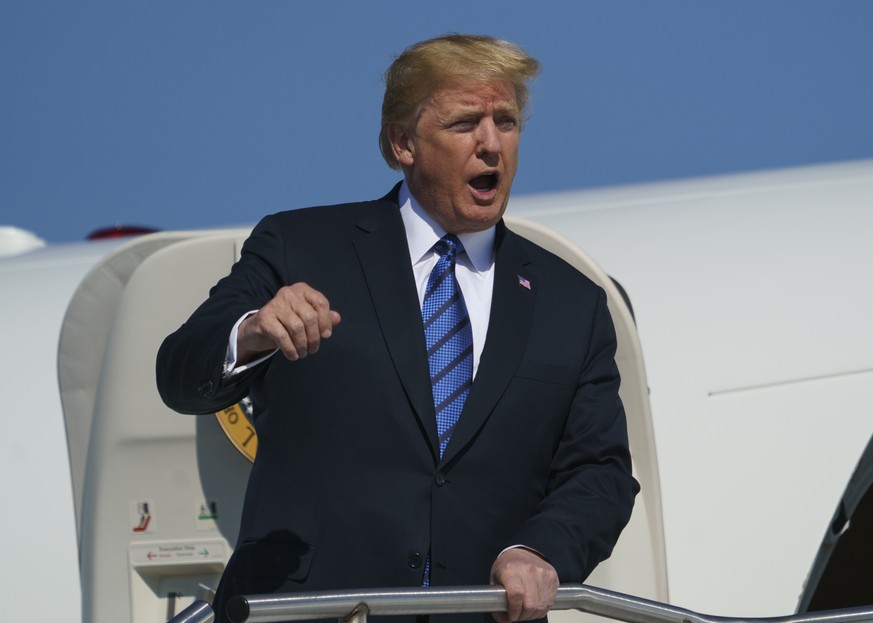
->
{"left": 157, "top": 34, "right": 638, "bottom": 623}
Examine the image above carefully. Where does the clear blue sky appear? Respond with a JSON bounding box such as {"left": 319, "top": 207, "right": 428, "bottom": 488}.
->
{"left": 2, "top": 1, "right": 872, "bottom": 243}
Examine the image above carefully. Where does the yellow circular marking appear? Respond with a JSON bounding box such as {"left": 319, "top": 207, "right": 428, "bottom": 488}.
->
{"left": 214, "top": 402, "right": 258, "bottom": 462}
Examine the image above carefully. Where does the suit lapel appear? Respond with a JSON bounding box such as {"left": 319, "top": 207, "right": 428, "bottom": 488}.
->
{"left": 441, "top": 225, "right": 536, "bottom": 466}
{"left": 352, "top": 196, "right": 440, "bottom": 461}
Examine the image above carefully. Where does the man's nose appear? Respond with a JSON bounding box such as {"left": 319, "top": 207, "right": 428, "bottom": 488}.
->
{"left": 476, "top": 120, "right": 502, "bottom": 156}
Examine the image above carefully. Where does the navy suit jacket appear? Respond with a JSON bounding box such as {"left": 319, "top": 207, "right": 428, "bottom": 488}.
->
{"left": 156, "top": 187, "right": 638, "bottom": 623}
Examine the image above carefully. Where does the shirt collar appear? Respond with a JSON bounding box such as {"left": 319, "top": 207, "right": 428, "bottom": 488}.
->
{"left": 398, "top": 180, "right": 496, "bottom": 272}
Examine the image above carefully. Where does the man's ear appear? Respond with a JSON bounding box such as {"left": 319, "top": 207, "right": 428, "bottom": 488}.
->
{"left": 387, "top": 124, "right": 415, "bottom": 167}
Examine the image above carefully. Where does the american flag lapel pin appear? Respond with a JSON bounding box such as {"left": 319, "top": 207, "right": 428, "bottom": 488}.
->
{"left": 517, "top": 274, "right": 532, "bottom": 291}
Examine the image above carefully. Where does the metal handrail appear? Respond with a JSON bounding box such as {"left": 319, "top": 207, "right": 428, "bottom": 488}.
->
{"left": 227, "top": 584, "right": 873, "bottom": 623}
{"left": 167, "top": 599, "right": 214, "bottom": 623}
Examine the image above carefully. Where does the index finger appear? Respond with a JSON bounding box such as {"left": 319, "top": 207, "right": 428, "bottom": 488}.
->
{"left": 299, "top": 287, "right": 340, "bottom": 338}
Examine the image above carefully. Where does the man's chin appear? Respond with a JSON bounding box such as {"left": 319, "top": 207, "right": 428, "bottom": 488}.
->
{"left": 454, "top": 207, "right": 506, "bottom": 233}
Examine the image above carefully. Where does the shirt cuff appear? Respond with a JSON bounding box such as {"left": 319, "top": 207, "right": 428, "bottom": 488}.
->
{"left": 223, "top": 310, "right": 278, "bottom": 378}
{"left": 497, "top": 544, "right": 550, "bottom": 562}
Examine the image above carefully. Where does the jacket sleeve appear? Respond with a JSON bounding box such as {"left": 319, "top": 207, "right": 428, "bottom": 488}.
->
{"left": 155, "top": 214, "right": 287, "bottom": 415}
{"left": 507, "top": 289, "right": 639, "bottom": 581}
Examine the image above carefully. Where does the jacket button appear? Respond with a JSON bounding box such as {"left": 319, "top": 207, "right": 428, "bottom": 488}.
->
{"left": 198, "top": 380, "right": 215, "bottom": 397}
{"left": 434, "top": 472, "right": 446, "bottom": 486}
{"left": 407, "top": 552, "right": 423, "bottom": 569}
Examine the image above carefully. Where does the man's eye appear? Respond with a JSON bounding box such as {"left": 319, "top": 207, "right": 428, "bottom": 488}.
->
{"left": 497, "top": 117, "right": 518, "bottom": 130}
{"left": 451, "top": 120, "right": 476, "bottom": 131}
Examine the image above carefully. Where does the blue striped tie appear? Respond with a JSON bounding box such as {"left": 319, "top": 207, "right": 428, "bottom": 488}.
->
{"left": 421, "top": 234, "right": 473, "bottom": 587}
{"left": 422, "top": 234, "right": 473, "bottom": 458}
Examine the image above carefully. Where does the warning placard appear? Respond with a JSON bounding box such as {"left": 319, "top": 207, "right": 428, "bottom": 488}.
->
{"left": 130, "top": 540, "right": 226, "bottom": 567}
{"left": 129, "top": 500, "right": 156, "bottom": 534}
{"left": 196, "top": 499, "right": 219, "bottom": 532}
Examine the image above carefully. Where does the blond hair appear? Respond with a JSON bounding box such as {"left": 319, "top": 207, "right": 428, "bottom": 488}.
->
{"left": 379, "top": 34, "right": 540, "bottom": 170}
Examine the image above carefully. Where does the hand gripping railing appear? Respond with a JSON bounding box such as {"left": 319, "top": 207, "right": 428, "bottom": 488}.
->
{"left": 219, "top": 584, "right": 873, "bottom": 623}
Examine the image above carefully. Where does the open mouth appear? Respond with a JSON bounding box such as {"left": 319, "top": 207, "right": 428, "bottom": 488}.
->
{"left": 469, "top": 173, "right": 499, "bottom": 194}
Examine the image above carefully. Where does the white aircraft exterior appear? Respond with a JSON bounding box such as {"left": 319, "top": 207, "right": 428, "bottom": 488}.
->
{"left": 1, "top": 159, "right": 871, "bottom": 623}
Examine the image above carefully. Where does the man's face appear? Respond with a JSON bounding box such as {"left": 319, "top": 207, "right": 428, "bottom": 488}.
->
{"left": 393, "top": 80, "right": 521, "bottom": 234}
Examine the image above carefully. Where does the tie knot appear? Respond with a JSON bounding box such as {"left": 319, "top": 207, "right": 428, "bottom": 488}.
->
{"left": 435, "top": 234, "right": 463, "bottom": 261}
